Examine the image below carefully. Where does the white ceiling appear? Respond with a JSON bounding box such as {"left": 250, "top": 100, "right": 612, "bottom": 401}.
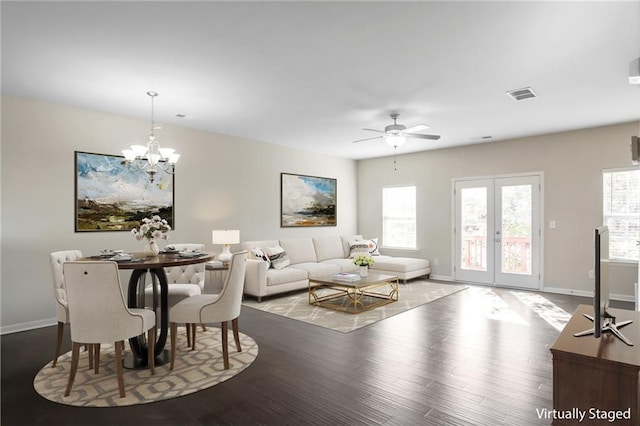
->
{"left": 2, "top": 1, "right": 640, "bottom": 160}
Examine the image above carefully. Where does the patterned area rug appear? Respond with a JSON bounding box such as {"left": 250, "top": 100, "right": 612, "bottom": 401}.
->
{"left": 33, "top": 330, "right": 258, "bottom": 407}
{"left": 243, "top": 280, "right": 467, "bottom": 332}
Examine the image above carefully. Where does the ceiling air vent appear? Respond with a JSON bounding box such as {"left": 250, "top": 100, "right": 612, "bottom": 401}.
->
{"left": 507, "top": 87, "right": 537, "bottom": 101}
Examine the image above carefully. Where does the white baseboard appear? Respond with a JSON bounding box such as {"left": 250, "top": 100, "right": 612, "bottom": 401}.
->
{"left": 610, "top": 292, "right": 635, "bottom": 303}
{"left": 1, "top": 317, "right": 56, "bottom": 335}
{"left": 541, "top": 286, "right": 593, "bottom": 298}
{"left": 542, "top": 286, "right": 634, "bottom": 303}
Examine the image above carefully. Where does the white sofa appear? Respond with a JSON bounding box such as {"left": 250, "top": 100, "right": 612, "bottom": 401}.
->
{"left": 241, "top": 235, "right": 430, "bottom": 302}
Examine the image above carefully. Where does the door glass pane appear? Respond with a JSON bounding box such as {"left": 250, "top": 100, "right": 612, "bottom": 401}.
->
{"left": 501, "top": 185, "right": 532, "bottom": 275}
{"left": 460, "top": 187, "right": 487, "bottom": 271}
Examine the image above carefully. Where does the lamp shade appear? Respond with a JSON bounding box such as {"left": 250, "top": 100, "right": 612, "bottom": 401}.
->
{"left": 212, "top": 229, "right": 240, "bottom": 245}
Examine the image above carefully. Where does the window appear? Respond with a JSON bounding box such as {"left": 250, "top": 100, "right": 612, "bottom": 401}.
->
{"left": 603, "top": 168, "right": 640, "bottom": 261}
{"left": 382, "top": 186, "right": 416, "bottom": 249}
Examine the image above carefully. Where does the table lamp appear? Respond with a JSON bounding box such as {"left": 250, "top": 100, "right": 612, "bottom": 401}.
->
{"left": 212, "top": 229, "right": 240, "bottom": 264}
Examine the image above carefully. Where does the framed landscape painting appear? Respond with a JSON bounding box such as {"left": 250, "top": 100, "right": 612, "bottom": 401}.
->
{"left": 74, "top": 151, "right": 174, "bottom": 232}
{"left": 281, "top": 172, "right": 336, "bottom": 227}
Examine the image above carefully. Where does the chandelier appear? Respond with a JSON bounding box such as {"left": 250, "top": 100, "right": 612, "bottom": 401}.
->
{"left": 122, "top": 91, "right": 179, "bottom": 182}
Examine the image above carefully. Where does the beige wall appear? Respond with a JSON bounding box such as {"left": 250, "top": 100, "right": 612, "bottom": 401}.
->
{"left": 3, "top": 94, "right": 637, "bottom": 332}
{"left": 357, "top": 121, "right": 640, "bottom": 299}
{"left": 0, "top": 95, "right": 358, "bottom": 332}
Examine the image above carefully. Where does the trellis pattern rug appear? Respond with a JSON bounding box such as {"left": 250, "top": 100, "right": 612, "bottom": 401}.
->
{"left": 243, "top": 280, "right": 467, "bottom": 333}
{"left": 33, "top": 330, "right": 258, "bottom": 407}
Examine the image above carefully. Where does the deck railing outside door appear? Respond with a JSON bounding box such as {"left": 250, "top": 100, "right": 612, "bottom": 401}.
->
{"left": 462, "top": 236, "right": 531, "bottom": 274}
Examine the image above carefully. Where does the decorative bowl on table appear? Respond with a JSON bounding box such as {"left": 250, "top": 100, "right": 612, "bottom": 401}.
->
{"left": 99, "top": 249, "right": 124, "bottom": 257}
{"left": 109, "top": 253, "right": 133, "bottom": 262}
{"left": 178, "top": 250, "right": 204, "bottom": 258}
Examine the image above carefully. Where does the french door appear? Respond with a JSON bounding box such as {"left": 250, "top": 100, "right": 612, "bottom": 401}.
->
{"left": 454, "top": 175, "right": 541, "bottom": 289}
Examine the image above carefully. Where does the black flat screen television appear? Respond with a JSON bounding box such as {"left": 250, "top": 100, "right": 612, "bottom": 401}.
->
{"left": 573, "top": 226, "right": 633, "bottom": 345}
{"left": 594, "top": 225, "right": 610, "bottom": 338}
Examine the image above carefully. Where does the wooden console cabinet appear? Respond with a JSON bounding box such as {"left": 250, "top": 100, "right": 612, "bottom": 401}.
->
{"left": 550, "top": 305, "right": 640, "bottom": 425}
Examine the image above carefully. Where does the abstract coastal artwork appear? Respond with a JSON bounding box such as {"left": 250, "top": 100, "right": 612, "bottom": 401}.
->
{"left": 281, "top": 173, "right": 336, "bottom": 227}
{"left": 74, "top": 151, "right": 174, "bottom": 232}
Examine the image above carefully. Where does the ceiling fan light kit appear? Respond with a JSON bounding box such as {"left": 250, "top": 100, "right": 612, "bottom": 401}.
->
{"left": 385, "top": 134, "right": 406, "bottom": 148}
{"left": 352, "top": 113, "right": 441, "bottom": 147}
{"left": 352, "top": 113, "right": 442, "bottom": 171}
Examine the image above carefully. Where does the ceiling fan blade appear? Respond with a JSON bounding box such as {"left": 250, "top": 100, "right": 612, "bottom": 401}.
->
{"left": 404, "top": 124, "right": 428, "bottom": 133}
{"left": 362, "top": 128, "right": 386, "bottom": 133}
{"left": 405, "top": 133, "right": 441, "bottom": 140}
{"left": 352, "top": 135, "right": 383, "bottom": 143}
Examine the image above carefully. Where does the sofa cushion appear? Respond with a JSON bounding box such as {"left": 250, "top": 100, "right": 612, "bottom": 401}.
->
{"left": 322, "top": 259, "right": 359, "bottom": 273}
{"left": 265, "top": 267, "right": 308, "bottom": 286}
{"left": 312, "top": 236, "right": 345, "bottom": 262}
{"left": 264, "top": 245, "right": 290, "bottom": 270}
{"left": 279, "top": 238, "right": 317, "bottom": 265}
{"left": 292, "top": 262, "right": 341, "bottom": 278}
{"left": 242, "top": 240, "right": 279, "bottom": 249}
{"left": 145, "top": 283, "right": 201, "bottom": 307}
{"left": 370, "top": 255, "right": 430, "bottom": 273}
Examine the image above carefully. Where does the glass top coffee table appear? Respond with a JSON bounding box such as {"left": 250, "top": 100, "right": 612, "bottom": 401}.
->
{"left": 308, "top": 272, "right": 399, "bottom": 314}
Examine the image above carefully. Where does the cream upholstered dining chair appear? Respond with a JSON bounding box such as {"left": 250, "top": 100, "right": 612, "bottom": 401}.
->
{"left": 170, "top": 251, "right": 248, "bottom": 370}
{"left": 145, "top": 243, "right": 206, "bottom": 308}
{"left": 49, "top": 250, "right": 83, "bottom": 368}
{"left": 145, "top": 242, "right": 208, "bottom": 342}
{"left": 62, "top": 261, "right": 156, "bottom": 398}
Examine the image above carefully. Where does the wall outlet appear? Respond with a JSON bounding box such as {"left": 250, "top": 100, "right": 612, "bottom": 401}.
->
{"left": 588, "top": 270, "right": 595, "bottom": 279}
{"left": 433, "top": 258, "right": 439, "bottom": 266}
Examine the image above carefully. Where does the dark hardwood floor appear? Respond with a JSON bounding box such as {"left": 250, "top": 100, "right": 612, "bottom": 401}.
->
{"left": 1, "top": 284, "right": 633, "bottom": 426}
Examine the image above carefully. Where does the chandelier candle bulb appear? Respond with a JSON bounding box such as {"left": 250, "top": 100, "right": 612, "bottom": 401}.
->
{"left": 121, "top": 91, "right": 179, "bottom": 182}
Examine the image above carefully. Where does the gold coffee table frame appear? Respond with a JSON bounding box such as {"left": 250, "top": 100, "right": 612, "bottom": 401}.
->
{"left": 308, "top": 272, "right": 399, "bottom": 314}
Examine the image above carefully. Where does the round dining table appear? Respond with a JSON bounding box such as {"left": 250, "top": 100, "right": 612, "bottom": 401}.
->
{"left": 103, "top": 252, "right": 215, "bottom": 368}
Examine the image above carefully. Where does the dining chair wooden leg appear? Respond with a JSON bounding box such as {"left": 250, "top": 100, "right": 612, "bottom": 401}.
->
{"left": 94, "top": 344, "right": 101, "bottom": 374}
{"left": 64, "top": 342, "right": 82, "bottom": 397}
{"left": 221, "top": 321, "right": 229, "bottom": 370}
{"left": 52, "top": 322, "right": 64, "bottom": 367}
{"left": 201, "top": 324, "right": 207, "bottom": 332}
{"left": 148, "top": 326, "right": 156, "bottom": 375}
{"left": 114, "top": 340, "right": 126, "bottom": 398}
{"left": 170, "top": 322, "right": 177, "bottom": 370}
{"left": 87, "top": 344, "right": 93, "bottom": 370}
{"left": 232, "top": 318, "right": 242, "bottom": 352}
{"left": 191, "top": 323, "right": 197, "bottom": 350}
{"left": 186, "top": 323, "right": 191, "bottom": 348}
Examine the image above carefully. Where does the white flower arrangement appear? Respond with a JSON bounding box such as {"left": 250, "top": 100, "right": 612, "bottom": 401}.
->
{"left": 131, "top": 215, "right": 171, "bottom": 242}
{"left": 353, "top": 254, "right": 374, "bottom": 268}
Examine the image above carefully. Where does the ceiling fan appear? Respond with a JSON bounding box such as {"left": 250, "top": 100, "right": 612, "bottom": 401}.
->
{"left": 352, "top": 113, "right": 441, "bottom": 147}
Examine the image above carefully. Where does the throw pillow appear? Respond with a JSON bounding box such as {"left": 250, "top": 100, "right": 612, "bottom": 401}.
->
{"left": 349, "top": 238, "right": 380, "bottom": 257}
{"left": 348, "top": 239, "right": 370, "bottom": 258}
{"left": 250, "top": 247, "right": 270, "bottom": 266}
{"left": 264, "top": 245, "right": 290, "bottom": 270}
{"left": 365, "top": 238, "right": 380, "bottom": 256}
